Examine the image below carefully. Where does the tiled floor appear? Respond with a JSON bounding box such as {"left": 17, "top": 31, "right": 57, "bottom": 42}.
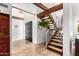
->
{"left": 11, "top": 40, "right": 60, "bottom": 56}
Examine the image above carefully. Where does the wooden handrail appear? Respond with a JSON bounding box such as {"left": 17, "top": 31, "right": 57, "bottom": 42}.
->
{"left": 47, "top": 28, "right": 59, "bottom": 47}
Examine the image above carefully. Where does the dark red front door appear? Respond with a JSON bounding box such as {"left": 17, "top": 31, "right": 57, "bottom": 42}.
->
{"left": 0, "top": 13, "right": 10, "bottom": 56}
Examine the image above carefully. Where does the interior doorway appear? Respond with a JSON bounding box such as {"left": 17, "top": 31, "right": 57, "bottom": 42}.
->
{"left": 0, "top": 13, "right": 10, "bottom": 56}
{"left": 25, "top": 21, "right": 32, "bottom": 42}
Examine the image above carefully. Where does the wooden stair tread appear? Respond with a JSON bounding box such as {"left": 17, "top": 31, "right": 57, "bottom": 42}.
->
{"left": 48, "top": 24, "right": 54, "bottom": 26}
{"left": 55, "top": 33, "right": 60, "bottom": 35}
{"left": 48, "top": 46, "right": 62, "bottom": 52}
{"left": 54, "top": 35, "right": 63, "bottom": 37}
{"left": 54, "top": 36, "right": 62, "bottom": 38}
{"left": 48, "top": 22, "right": 52, "bottom": 23}
{"left": 54, "top": 36, "right": 62, "bottom": 39}
{"left": 50, "top": 42, "right": 63, "bottom": 47}
{"left": 51, "top": 39, "right": 62, "bottom": 43}
{"left": 49, "top": 26, "right": 54, "bottom": 27}
{"left": 44, "top": 19, "right": 51, "bottom": 21}
{"left": 49, "top": 27, "right": 55, "bottom": 29}
{"left": 49, "top": 28, "right": 56, "bottom": 29}
{"left": 54, "top": 34, "right": 62, "bottom": 36}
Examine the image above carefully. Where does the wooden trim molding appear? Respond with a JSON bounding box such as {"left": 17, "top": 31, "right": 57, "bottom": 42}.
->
{"left": 37, "top": 3, "right": 63, "bottom": 17}
{"left": 12, "top": 16, "right": 24, "bottom": 20}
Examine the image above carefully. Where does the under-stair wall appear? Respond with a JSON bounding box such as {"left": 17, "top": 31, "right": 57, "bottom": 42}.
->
{"left": 37, "top": 18, "right": 47, "bottom": 44}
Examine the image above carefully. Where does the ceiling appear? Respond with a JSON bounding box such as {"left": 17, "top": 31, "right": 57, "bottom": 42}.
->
{"left": 11, "top": 3, "right": 63, "bottom": 15}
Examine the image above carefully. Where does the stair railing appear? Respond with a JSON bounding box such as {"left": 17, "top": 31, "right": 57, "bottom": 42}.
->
{"left": 46, "top": 29, "right": 56, "bottom": 48}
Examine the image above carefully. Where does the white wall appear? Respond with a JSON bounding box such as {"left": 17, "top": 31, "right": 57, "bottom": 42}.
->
{"left": 24, "top": 11, "right": 38, "bottom": 44}
{"left": 37, "top": 18, "right": 47, "bottom": 44}
{"left": 12, "top": 7, "right": 25, "bottom": 42}
{"left": 72, "top": 3, "right": 79, "bottom": 37}
{"left": 63, "top": 3, "right": 70, "bottom": 56}
{"left": 24, "top": 16, "right": 38, "bottom": 44}
{"left": 12, "top": 8, "right": 24, "bottom": 18}
{"left": 37, "top": 29, "right": 47, "bottom": 44}
{"left": 63, "top": 3, "right": 73, "bottom": 56}
{"left": 0, "top": 3, "right": 10, "bottom": 14}
{"left": 63, "top": 3, "right": 79, "bottom": 56}
{"left": 71, "top": 3, "right": 79, "bottom": 55}
{"left": 12, "top": 19, "right": 24, "bottom": 41}
{"left": 72, "top": 3, "right": 79, "bottom": 18}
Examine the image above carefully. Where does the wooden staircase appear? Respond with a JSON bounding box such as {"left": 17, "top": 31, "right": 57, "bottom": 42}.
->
{"left": 33, "top": 3, "right": 63, "bottom": 56}
{"left": 41, "top": 16, "right": 63, "bottom": 55}
{"left": 47, "top": 30, "right": 63, "bottom": 55}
